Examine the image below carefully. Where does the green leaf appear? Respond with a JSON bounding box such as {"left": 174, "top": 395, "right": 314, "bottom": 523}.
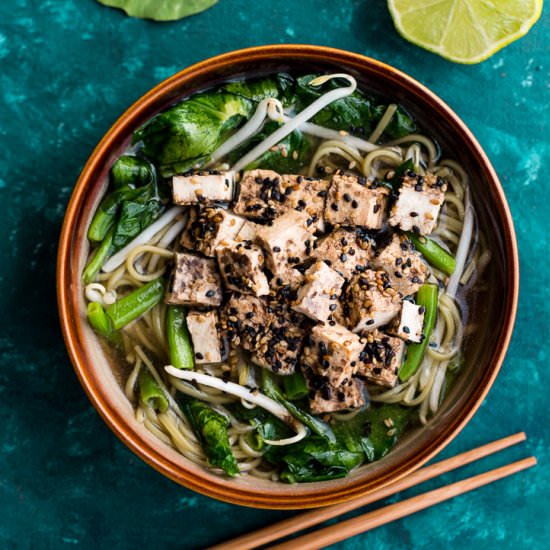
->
{"left": 230, "top": 121, "right": 311, "bottom": 173}
{"left": 96, "top": 0, "right": 218, "bottom": 21}
{"left": 133, "top": 91, "right": 253, "bottom": 176}
{"left": 111, "top": 183, "right": 163, "bottom": 251}
{"left": 293, "top": 74, "right": 416, "bottom": 140}
{"left": 181, "top": 398, "right": 239, "bottom": 477}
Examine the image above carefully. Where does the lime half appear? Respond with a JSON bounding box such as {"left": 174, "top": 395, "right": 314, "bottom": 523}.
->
{"left": 388, "top": 0, "right": 543, "bottom": 64}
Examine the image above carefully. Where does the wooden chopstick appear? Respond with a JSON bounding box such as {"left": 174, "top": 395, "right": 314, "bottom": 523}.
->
{"left": 268, "top": 456, "right": 537, "bottom": 550}
{"left": 210, "top": 432, "right": 526, "bottom": 550}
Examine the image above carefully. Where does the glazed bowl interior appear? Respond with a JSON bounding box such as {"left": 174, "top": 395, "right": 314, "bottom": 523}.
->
{"left": 58, "top": 45, "right": 518, "bottom": 509}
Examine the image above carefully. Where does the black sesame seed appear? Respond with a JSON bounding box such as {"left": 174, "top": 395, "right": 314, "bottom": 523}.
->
{"left": 340, "top": 253, "right": 347, "bottom": 262}
{"left": 205, "top": 290, "right": 216, "bottom": 297}
{"left": 343, "top": 193, "right": 352, "bottom": 202}
{"left": 273, "top": 246, "right": 281, "bottom": 252}
{"left": 329, "top": 304, "right": 337, "bottom": 311}
{"left": 373, "top": 204, "right": 380, "bottom": 213}
{"left": 410, "top": 211, "right": 418, "bottom": 217}
{"left": 331, "top": 203, "right": 339, "bottom": 211}
{"left": 403, "top": 326, "right": 411, "bottom": 334}
{"left": 195, "top": 352, "right": 204, "bottom": 359}
{"left": 351, "top": 200, "right": 359, "bottom": 208}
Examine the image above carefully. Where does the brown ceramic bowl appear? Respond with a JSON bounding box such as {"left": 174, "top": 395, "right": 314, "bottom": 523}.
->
{"left": 57, "top": 45, "right": 519, "bottom": 509}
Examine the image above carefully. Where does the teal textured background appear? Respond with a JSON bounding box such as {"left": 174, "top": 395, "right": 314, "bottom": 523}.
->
{"left": 0, "top": 1, "right": 548, "bottom": 548}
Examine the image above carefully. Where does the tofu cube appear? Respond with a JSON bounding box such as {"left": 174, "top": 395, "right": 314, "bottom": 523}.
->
{"left": 324, "top": 173, "right": 390, "bottom": 229}
{"left": 165, "top": 253, "right": 222, "bottom": 307}
{"left": 388, "top": 171, "right": 447, "bottom": 235}
{"left": 222, "top": 293, "right": 305, "bottom": 375}
{"left": 216, "top": 241, "right": 270, "bottom": 296}
{"left": 303, "top": 367, "right": 366, "bottom": 414}
{"left": 292, "top": 261, "right": 345, "bottom": 322}
{"left": 356, "top": 330, "right": 405, "bottom": 388}
{"left": 372, "top": 234, "right": 428, "bottom": 296}
{"left": 235, "top": 220, "right": 260, "bottom": 242}
{"left": 339, "top": 270, "right": 402, "bottom": 333}
{"left": 311, "top": 228, "right": 374, "bottom": 279}
{"left": 255, "top": 210, "right": 315, "bottom": 279}
{"left": 233, "top": 169, "right": 283, "bottom": 221}
{"left": 233, "top": 170, "right": 329, "bottom": 228}
{"left": 301, "top": 324, "right": 364, "bottom": 387}
{"left": 180, "top": 207, "right": 245, "bottom": 257}
{"left": 186, "top": 310, "right": 223, "bottom": 364}
{"left": 388, "top": 300, "right": 425, "bottom": 343}
{"left": 222, "top": 293, "right": 270, "bottom": 352}
{"left": 280, "top": 174, "right": 329, "bottom": 231}
{"left": 172, "top": 170, "right": 235, "bottom": 205}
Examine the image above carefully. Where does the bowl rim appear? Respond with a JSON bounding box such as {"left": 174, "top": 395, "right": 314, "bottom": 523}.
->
{"left": 57, "top": 44, "right": 519, "bottom": 509}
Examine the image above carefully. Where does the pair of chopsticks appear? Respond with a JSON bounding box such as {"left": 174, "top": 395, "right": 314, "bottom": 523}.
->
{"left": 209, "top": 432, "right": 535, "bottom": 550}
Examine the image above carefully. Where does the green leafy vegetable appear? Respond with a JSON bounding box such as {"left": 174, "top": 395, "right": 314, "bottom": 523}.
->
{"left": 110, "top": 155, "right": 154, "bottom": 190}
{"left": 332, "top": 404, "right": 412, "bottom": 462}
{"left": 133, "top": 92, "right": 253, "bottom": 176}
{"left": 266, "top": 436, "right": 364, "bottom": 483}
{"left": 228, "top": 403, "right": 293, "bottom": 451}
{"left": 82, "top": 227, "right": 114, "bottom": 284}
{"left": 181, "top": 398, "right": 239, "bottom": 477}
{"left": 96, "top": 0, "right": 217, "bottom": 22}
{"left": 283, "top": 371, "right": 309, "bottom": 401}
{"left": 110, "top": 182, "right": 163, "bottom": 251}
{"left": 231, "top": 121, "right": 310, "bottom": 173}
{"left": 293, "top": 74, "right": 416, "bottom": 140}
{"left": 260, "top": 370, "right": 336, "bottom": 443}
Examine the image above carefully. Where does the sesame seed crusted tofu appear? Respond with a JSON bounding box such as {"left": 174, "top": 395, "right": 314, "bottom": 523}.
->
{"left": 235, "top": 220, "right": 260, "bottom": 242}
{"left": 233, "top": 169, "right": 282, "bottom": 221}
{"left": 301, "top": 324, "right": 364, "bottom": 387}
{"left": 338, "top": 270, "right": 402, "bottom": 334}
{"left": 222, "top": 293, "right": 305, "bottom": 375}
{"left": 279, "top": 174, "right": 329, "bottom": 231}
{"left": 388, "top": 171, "right": 447, "bottom": 235}
{"left": 172, "top": 170, "right": 235, "bottom": 205}
{"left": 324, "top": 173, "right": 390, "bottom": 229}
{"left": 186, "top": 310, "right": 223, "bottom": 364}
{"left": 388, "top": 300, "right": 425, "bottom": 343}
{"left": 233, "top": 170, "right": 329, "bottom": 228}
{"left": 356, "top": 330, "right": 405, "bottom": 388}
{"left": 372, "top": 234, "right": 428, "bottom": 296}
{"left": 180, "top": 207, "right": 246, "bottom": 257}
{"left": 255, "top": 210, "right": 316, "bottom": 280}
{"left": 216, "top": 241, "right": 270, "bottom": 297}
{"left": 292, "top": 261, "right": 345, "bottom": 323}
{"left": 165, "top": 253, "right": 222, "bottom": 307}
{"left": 303, "top": 367, "right": 366, "bottom": 414}
{"left": 311, "top": 228, "right": 374, "bottom": 279}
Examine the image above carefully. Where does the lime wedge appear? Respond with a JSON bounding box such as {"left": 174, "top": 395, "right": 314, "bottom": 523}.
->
{"left": 388, "top": 0, "right": 543, "bottom": 64}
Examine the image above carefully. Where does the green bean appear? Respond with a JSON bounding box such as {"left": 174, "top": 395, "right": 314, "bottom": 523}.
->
{"left": 106, "top": 277, "right": 165, "bottom": 330}
{"left": 86, "top": 302, "right": 122, "bottom": 345}
{"left": 399, "top": 283, "right": 439, "bottom": 382}
{"left": 82, "top": 228, "right": 114, "bottom": 284}
{"left": 283, "top": 371, "right": 309, "bottom": 401}
{"left": 408, "top": 233, "right": 456, "bottom": 276}
{"left": 138, "top": 369, "right": 169, "bottom": 413}
{"left": 166, "top": 306, "right": 194, "bottom": 370}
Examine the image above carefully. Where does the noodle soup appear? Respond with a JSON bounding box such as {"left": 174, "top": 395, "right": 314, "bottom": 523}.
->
{"left": 81, "top": 73, "right": 486, "bottom": 483}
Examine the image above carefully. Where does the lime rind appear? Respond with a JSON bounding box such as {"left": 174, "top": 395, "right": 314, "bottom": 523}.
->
{"left": 388, "top": 0, "right": 543, "bottom": 64}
